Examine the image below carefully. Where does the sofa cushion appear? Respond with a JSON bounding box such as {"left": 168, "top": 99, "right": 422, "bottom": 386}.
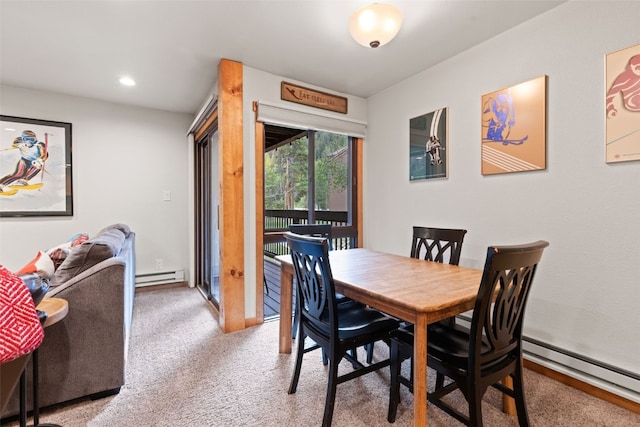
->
{"left": 97, "top": 223, "right": 131, "bottom": 238}
{"left": 54, "top": 228, "right": 126, "bottom": 284}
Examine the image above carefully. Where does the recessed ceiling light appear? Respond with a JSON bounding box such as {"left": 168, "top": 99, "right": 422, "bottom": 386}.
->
{"left": 119, "top": 76, "right": 136, "bottom": 87}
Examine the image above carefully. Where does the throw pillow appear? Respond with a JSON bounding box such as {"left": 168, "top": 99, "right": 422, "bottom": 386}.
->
{"left": 69, "top": 233, "right": 89, "bottom": 247}
{"left": 47, "top": 248, "right": 69, "bottom": 271}
{"left": 0, "top": 265, "right": 45, "bottom": 363}
{"left": 54, "top": 228, "right": 125, "bottom": 284}
{"left": 16, "top": 251, "right": 55, "bottom": 279}
{"left": 44, "top": 232, "right": 89, "bottom": 274}
{"left": 46, "top": 232, "right": 89, "bottom": 253}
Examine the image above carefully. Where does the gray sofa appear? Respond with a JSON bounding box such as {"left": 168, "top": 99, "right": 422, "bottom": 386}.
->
{"left": 2, "top": 224, "right": 136, "bottom": 418}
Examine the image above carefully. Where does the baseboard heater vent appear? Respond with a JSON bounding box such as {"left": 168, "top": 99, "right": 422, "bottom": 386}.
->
{"left": 456, "top": 314, "right": 640, "bottom": 403}
{"left": 135, "top": 270, "right": 185, "bottom": 287}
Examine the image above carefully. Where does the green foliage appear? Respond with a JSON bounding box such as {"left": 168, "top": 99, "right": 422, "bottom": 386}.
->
{"left": 314, "top": 132, "right": 348, "bottom": 210}
{"left": 264, "top": 131, "right": 348, "bottom": 210}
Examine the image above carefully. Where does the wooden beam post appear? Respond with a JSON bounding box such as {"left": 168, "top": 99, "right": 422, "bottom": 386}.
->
{"left": 218, "top": 58, "right": 245, "bottom": 332}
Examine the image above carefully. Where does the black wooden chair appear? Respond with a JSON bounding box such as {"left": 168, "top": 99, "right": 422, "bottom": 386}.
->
{"left": 289, "top": 224, "right": 363, "bottom": 366}
{"left": 264, "top": 225, "right": 333, "bottom": 304}
{"left": 288, "top": 224, "right": 349, "bottom": 336}
{"left": 288, "top": 224, "right": 334, "bottom": 250}
{"left": 410, "top": 226, "right": 467, "bottom": 266}
{"left": 366, "top": 226, "right": 467, "bottom": 363}
{"left": 409, "top": 226, "right": 468, "bottom": 329}
{"left": 284, "top": 232, "right": 400, "bottom": 427}
{"left": 288, "top": 224, "right": 335, "bottom": 342}
{"left": 387, "top": 240, "right": 549, "bottom": 426}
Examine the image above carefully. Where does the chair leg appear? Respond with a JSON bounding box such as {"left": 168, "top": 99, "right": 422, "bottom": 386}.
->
{"left": 349, "top": 347, "right": 359, "bottom": 369}
{"left": 366, "top": 342, "right": 374, "bottom": 364}
{"left": 322, "top": 356, "right": 340, "bottom": 427}
{"left": 468, "top": 385, "right": 485, "bottom": 427}
{"left": 513, "top": 367, "right": 531, "bottom": 427}
{"left": 435, "top": 372, "right": 445, "bottom": 390}
{"left": 288, "top": 331, "right": 306, "bottom": 394}
{"left": 292, "top": 309, "right": 299, "bottom": 339}
{"left": 263, "top": 277, "right": 269, "bottom": 295}
{"left": 409, "top": 356, "right": 414, "bottom": 390}
{"left": 388, "top": 339, "right": 402, "bottom": 423}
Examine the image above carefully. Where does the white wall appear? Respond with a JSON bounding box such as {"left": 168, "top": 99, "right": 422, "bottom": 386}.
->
{"left": 243, "top": 66, "right": 367, "bottom": 318}
{"left": 365, "top": 1, "right": 640, "bottom": 379}
{"left": 0, "top": 86, "right": 193, "bottom": 277}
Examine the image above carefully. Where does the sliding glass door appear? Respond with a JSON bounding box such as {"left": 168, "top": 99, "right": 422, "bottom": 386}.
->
{"left": 195, "top": 125, "right": 220, "bottom": 306}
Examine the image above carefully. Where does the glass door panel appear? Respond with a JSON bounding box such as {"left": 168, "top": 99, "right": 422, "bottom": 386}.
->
{"left": 210, "top": 130, "right": 220, "bottom": 303}
{"left": 195, "top": 124, "right": 220, "bottom": 307}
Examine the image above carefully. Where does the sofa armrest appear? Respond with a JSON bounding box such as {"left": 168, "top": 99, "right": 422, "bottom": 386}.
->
{"left": 46, "top": 257, "right": 123, "bottom": 297}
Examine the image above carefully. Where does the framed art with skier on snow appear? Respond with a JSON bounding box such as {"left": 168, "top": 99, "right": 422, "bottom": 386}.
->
{"left": 481, "top": 75, "right": 547, "bottom": 175}
{"left": 0, "top": 115, "right": 73, "bottom": 217}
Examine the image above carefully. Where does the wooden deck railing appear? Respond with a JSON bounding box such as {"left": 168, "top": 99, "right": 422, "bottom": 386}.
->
{"left": 264, "top": 209, "right": 355, "bottom": 256}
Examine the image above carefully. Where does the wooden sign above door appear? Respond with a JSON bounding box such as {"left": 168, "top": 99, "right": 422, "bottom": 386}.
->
{"left": 281, "top": 81, "right": 348, "bottom": 114}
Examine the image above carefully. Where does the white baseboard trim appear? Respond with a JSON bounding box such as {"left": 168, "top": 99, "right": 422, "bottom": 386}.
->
{"left": 135, "top": 270, "right": 185, "bottom": 287}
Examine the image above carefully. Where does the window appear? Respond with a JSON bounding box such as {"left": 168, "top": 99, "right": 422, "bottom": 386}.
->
{"left": 264, "top": 129, "right": 357, "bottom": 252}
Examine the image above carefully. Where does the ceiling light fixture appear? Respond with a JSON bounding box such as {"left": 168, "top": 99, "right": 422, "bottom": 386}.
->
{"left": 348, "top": 3, "right": 403, "bottom": 48}
{"left": 119, "top": 76, "right": 136, "bottom": 87}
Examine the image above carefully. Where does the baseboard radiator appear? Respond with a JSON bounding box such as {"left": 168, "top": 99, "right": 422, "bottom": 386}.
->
{"left": 456, "top": 315, "right": 640, "bottom": 404}
{"left": 135, "top": 270, "right": 185, "bottom": 287}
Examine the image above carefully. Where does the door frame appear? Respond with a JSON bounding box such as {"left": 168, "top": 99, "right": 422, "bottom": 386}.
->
{"left": 254, "top": 111, "right": 364, "bottom": 323}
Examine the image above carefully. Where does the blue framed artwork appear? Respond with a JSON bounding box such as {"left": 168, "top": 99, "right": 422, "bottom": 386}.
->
{"left": 0, "top": 115, "right": 73, "bottom": 217}
{"left": 409, "top": 107, "right": 448, "bottom": 181}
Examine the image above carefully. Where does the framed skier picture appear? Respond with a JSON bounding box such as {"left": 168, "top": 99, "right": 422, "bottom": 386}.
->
{"left": 409, "top": 107, "right": 448, "bottom": 181}
{"left": 605, "top": 43, "right": 640, "bottom": 163}
{"left": 0, "top": 115, "right": 73, "bottom": 217}
{"left": 481, "top": 75, "right": 547, "bottom": 175}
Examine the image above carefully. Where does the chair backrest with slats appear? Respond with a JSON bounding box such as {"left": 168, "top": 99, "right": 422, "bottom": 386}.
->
{"left": 289, "top": 224, "right": 333, "bottom": 251}
{"left": 470, "top": 240, "right": 549, "bottom": 373}
{"left": 410, "top": 226, "right": 467, "bottom": 265}
{"left": 284, "top": 232, "right": 337, "bottom": 338}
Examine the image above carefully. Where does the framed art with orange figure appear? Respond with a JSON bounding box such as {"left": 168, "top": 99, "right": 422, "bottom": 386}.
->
{"left": 481, "top": 75, "right": 547, "bottom": 175}
{"left": 605, "top": 43, "right": 640, "bottom": 164}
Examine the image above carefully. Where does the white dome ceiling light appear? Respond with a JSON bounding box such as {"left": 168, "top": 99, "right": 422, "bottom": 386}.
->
{"left": 348, "top": 3, "right": 403, "bottom": 48}
{"left": 119, "top": 76, "right": 136, "bottom": 87}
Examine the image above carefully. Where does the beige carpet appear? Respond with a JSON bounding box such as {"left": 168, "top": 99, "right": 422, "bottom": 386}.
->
{"left": 9, "top": 286, "right": 639, "bottom": 427}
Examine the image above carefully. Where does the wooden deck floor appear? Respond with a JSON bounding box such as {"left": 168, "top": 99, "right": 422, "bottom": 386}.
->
{"left": 264, "top": 257, "right": 295, "bottom": 320}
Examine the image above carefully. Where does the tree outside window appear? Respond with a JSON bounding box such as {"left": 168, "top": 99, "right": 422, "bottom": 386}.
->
{"left": 265, "top": 131, "right": 348, "bottom": 212}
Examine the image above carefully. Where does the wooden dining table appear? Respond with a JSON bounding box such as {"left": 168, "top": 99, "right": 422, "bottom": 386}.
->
{"left": 277, "top": 248, "right": 484, "bottom": 427}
